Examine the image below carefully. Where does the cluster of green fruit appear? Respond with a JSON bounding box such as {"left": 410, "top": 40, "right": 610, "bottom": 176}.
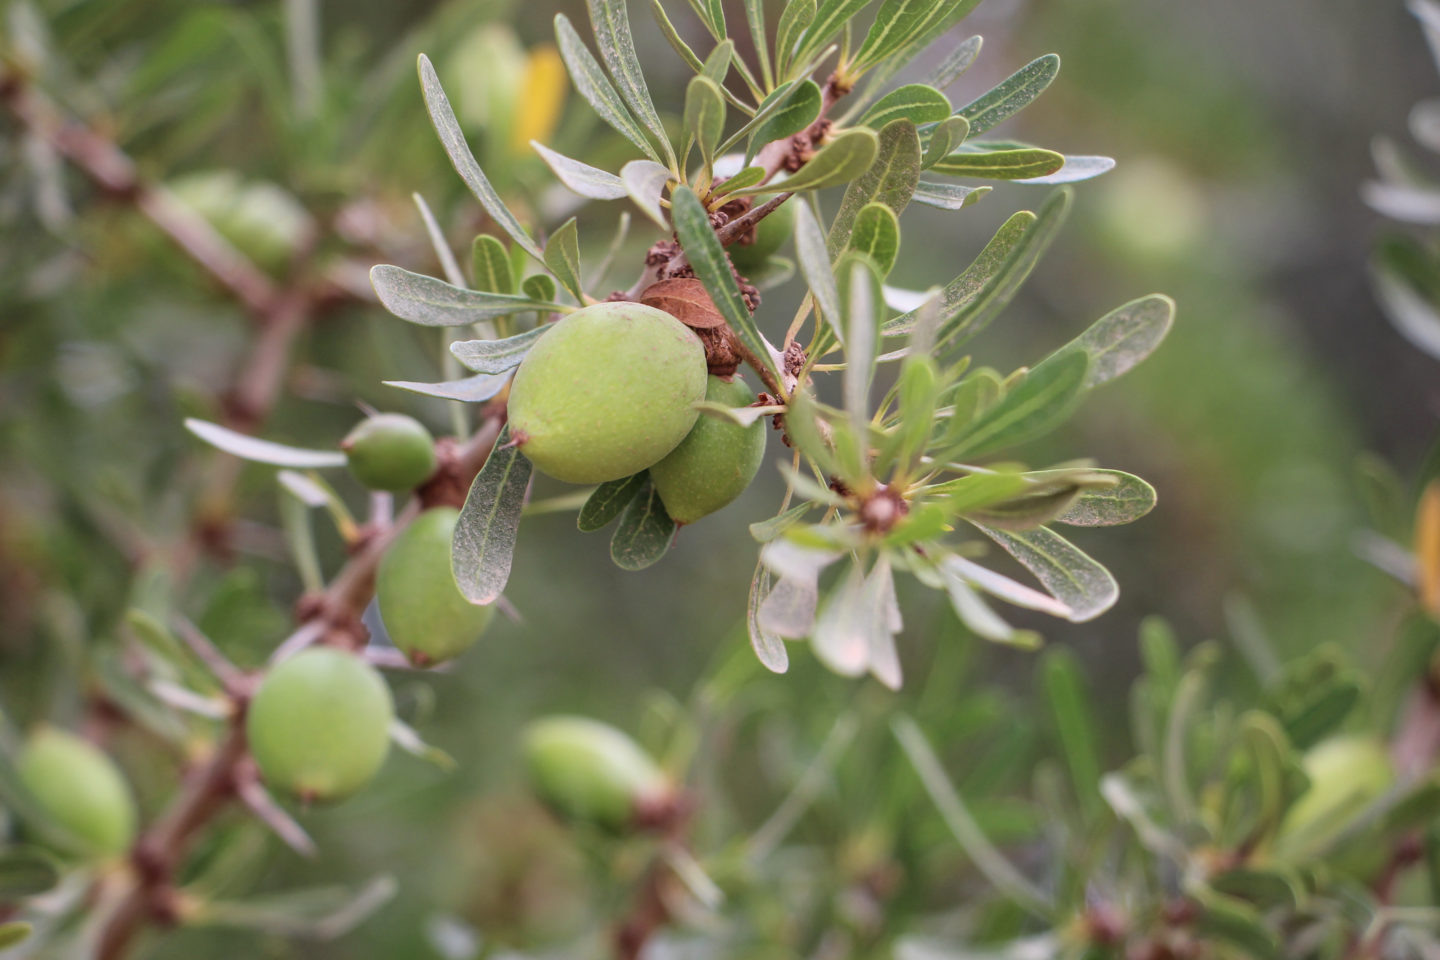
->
{"left": 509, "top": 300, "right": 768, "bottom": 525}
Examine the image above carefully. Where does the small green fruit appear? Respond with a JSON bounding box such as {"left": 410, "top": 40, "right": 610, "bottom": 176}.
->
{"left": 1278, "top": 735, "right": 1393, "bottom": 856}
{"left": 246, "top": 648, "right": 394, "bottom": 801}
{"left": 728, "top": 196, "right": 794, "bottom": 273}
{"left": 508, "top": 302, "right": 706, "bottom": 484}
{"left": 649, "top": 375, "right": 766, "bottom": 524}
{"left": 522, "top": 716, "right": 671, "bottom": 830}
{"left": 377, "top": 507, "right": 495, "bottom": 665}
{"left": 18, "top": 728, "right": 137, "bottom": 859}
{"left": 342, "top": 414, "right": 437, "bottom": 492}
{"left": 169, "top": 171, "right": 312, "bottom": 272}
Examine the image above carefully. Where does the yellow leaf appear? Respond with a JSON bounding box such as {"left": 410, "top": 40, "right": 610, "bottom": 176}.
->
{"left": 1417, "top": 480, "right": 1440, "bottom": 617}
{"left": 511, "top": 46, "right": 567, "bottom": 154}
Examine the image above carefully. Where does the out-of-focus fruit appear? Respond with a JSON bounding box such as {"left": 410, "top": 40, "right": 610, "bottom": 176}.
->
{"left": 728, "top": 196, "right": 795, "bottom": 273}
{"left": 342, "top": 414, "right": 437, "bottom": 492}
{"left": 522, "top": 716, "right": 671, "bottom": 830}
{"left": 18, "top": 728, "right": 136, "bottom": 859}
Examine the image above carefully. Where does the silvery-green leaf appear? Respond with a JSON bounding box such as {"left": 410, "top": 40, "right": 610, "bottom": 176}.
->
{"left": 683, "top": 75, "right": 727, "bottom": 169}
{"left": 929, "top": 145, "right": 1065, "bottom": 180}
{"left": 749, "top": 254, "right": 797, "bottom": 290}
{"left": 1015, "top": 154, "right": 1115, "bottom": 185}
{"left": 859, "top": 84, "right": 950, "bottom": 130}
{"left": 957, "top": 53, "right": 1059, "bottom": 136}
{"left": 0, "top": 848, "right": 61, "bottom": 899}
{"left": 531, "top": 141, "right": 627, "bottom": 200}
{"left": 555, "top": 14, "right": 662, "bottom": 163}
{"left": 610, "top": 477, "right": 675, "bottom": 570}
{"left": 694, "top": 401, "right": 785, "bottom": 427}
{"left": 384, "top": 372, "right": 511, "bottom": 403}
{"left": 911, "top": 180, "right": 989, "bottom": 210}
{"left": 622, "top": 159, "right": 674, "bottom": 229}
{"left": 470, "top": 234, "right": 516, "bottom": 294}
{"left": 524, "top": 275, "right": 555, "bottom": 304}
{"left": 587, "top": 0, "right": 674, "bottom": 166}
{"left": 883, "top": 209, "right": 1033, "bottom": 335}
{"left": 449, "top": 326, "right": 549, "bottom": 373}
{"left": 1033, "top": 294, "right": 1175, "bottom": 389}
{"left": 940, "top": 553, "right": 1071, "bottom": 618}
{"left": 971, "top": 522, "right": 1119, "bottom": 622}
{"left": 841, "top": 257, "right": 880, "bottom": 441}
{"left": 670, "top": 186, "right": 780, "bottom": 379}
{"left": 418, "top": 55, "right": 543, "bottom": 260}
{"left": 759, "top": 537, "right": 843, "bottom": 580}
{"left": 650, "top": 0, "right": 705, "bottom": 73}
{"left": 947, "top": 351, "right": 1088, "bottom": 458}
{"left": 732, "top": 128, "right": 879, "bottom": 196}
{"left": 847, "top": 202, "right": 901, "bottom": 276}
{"left": 923, "top": 33, "right": 982, "bottom": 90}
{"left": 411, "top": 192, "right": 465, "bottom": 286}
{"left": 941, "top": 572, "right": 1022, "bottom": 643}
{"left": 750, "top": 502, "right": 814, "bottom": 542}
{"left": 1033, "top": 469, "right": 1157, "bottom": 526}
{"left": 758, "top": 573, "right": 821, "bottom": 638}
{"left": 828, "top": 119, "right": 922, "bottom": 256}
{"left": 810, "top": 560, "right": 871, "bottom": 676}
{"left": 851, "top": 0, "right": 944, "bottom": 70}
{"left": 543, "top": 217, "right": 584, "bottom": 301}
{"left": 749, "top": 80, "right": 822, "bottom": 162}
{"left": 452, "top": 425, "right": 531, "bottom": 605}
{"left": 795, "top": 202, "right": 843, "bottom": 343}
{"left": 775, "top": 0, "right": 816, "bottom": 75}
{"left": 701, "top": 37, "right": 734, "bottom": 85}
{"left": 1362, "top": 180, "right": 1440, "bottom": 223}
{"left": 867, "top": 558, "right": 903, "bottom": 689}
{"left": 185, "top": 419, "right": 346, "bottom": 468}
{"left": 371, "top": 265, "right": 562, "bottom": 326}
{"left": 578, "top": 473, "right": 646, "bottom": 532}
{"left": 794, "top": 0, "right": 872, "bottom": 64}
{"left": 922, "top": 116, "right": 970, "bottom": 169}
{"left": 1372, "top": 234, "right": 1440, "bottom": 360}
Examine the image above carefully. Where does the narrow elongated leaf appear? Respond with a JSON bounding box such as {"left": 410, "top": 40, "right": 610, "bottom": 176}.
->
{"left": 0, "top": 923, "right": 32, "bottom": 949}
{"left": 670, "top": 186, "right": 780, "bottom": 379}
{"left": 578, "top": 472, "right": 646, "bottom": 531}
{"left": 1372, "top": 234, "right": 1440, "bottom": 361}
{"left": 943, "top": 574, "right": 1022, "bottom": 644}
{"left": 1040, "top": 470, "right": 1157, "bottom": 526}
{"left": 958, "top": 54, "right": 1060, "bottom": 136}
{"left": 810, "top": 561, "right": 871, "bottom": 676}
{"left": 450, "top": 326, "right": 550, "bottom": 373}
{"left": 470, "top": 234, "right": 516, "bottom": 294}
{"left": 922, "top": 116, "right": 970, "bottom": 169}
{"left": 775, "top": 0, "right": 816, "bottom": 75}
{"left": 0, "top": 848, "right": 61, "bottom": 899}
{"left": 750, "top": 80, "right": 822, "bottom": 159}
{"left": 555, "top": 14, "right": 661, "bottom": 162}
{"left": 587, "top": 0, "right": 672, "bottom": 163}
{"left": 610, "top": 477, "right": 675, "bottom": 570}
{"left": 748, "top": 561, "right": 790, "bottom": 673}
{"left": 372, "top": 265, "right": 561, "bottom": 326}
{"left": 795, "top": 202, "right": 843, "bottom": 343}
{"left": 949, "top": 351, "right": 1088, "bottom": 457}
{"left": 930, "top": 146, "right": 1065, "bottom": 180}
{"left": 852, "top": 0, "right": 943, "bottom": 70}
{"left": 972, "top": 522, "right": 1119, "bottom": 622}
{"left": 848, "top": 202, "right": 901, "bottom": 276}
{"left": 684, "top": 75, "right": 727, "bottom": 169}
{"left": 911, "top": 179, "right": 989, "bottom": 210}
{"left": 185, "top": 419, "right": 346, "bottom": 468}
{"left": 384, "top": 372, "right": 510, "bottom": 402}
{"left": 795, "top": 0, "right": 872, "bottom": 64}
{"left": 1040, "top": 649, "right": 1102, "bottom": 818}
{"left": 650, "top": 0, "right": 705, "bottom": 73}
{"left": 543, "top": 218, "right": 584, "bottom": 301}
{"left": 622, "top": 159, "right": 674, "bottom": 229}
{"left": 701, "top": 38, "right": 735, "bottom": 85}
{"left": 829, "top": 119, "right": 921, "bottom": 256}
{"left": 452, "top": 426, "right": 532, "bottom": 604}
{"left": 523, "top": 274, "right": 557, "bottom": 305}
{"left": 1035, "top": 294, "right": 1176, "bottom": 389}
{"left": 1016, "top": 154, "right": 1115, "bottom": 185}
{"left": 924, "top": 33, "right": 982, "bottom": 90}
{"left": 884, "top": 210, "right": 1034, "bottom": 334}
{"left": 418, "top": 56, "right": 543, "bottom": 260}
{"left": 939, "top": 553, "right": 1071, "bottom": 617}
{"left": 531, "top": 141, "right": 627, "bottom": 200}
{"left": 860, "top": 84, "right": 951, "bottom": 130}
{"left": 733, "top": 128, "right": 880, "bottom": 197}
{"left": 843, "top": 259, "right": 879, "bottom": 437}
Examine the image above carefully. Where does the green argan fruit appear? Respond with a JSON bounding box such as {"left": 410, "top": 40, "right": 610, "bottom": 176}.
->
{"left": 169, "top": 171, "right": 313, "bottom": 272}
{"left": 508, "top": 302, "right": 706, "bottom": 484}
{"left": 377, "top": 507, "right": 494, "bottom": 665}
{"left": 246, "top": 648, "right": 394, "bottom": 801}
{"left": 18, "top": 727, "right": 137, "bottom": 859}
{"left": 342, "top": 413, "right": 437, "bottom": 492}
{"left": 523, "top": 716, "right": 671, "bottom": 830}
{"left": 649, "top": 375, "right": 767, "bottom": 524}
{"left": 728, "top": 196, "right": 795, "bottom": 273}
{"left": 1278, "top": 735, "right": 1393, "bottom": 864}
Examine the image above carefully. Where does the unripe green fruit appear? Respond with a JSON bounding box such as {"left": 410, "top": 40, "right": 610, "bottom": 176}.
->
{"left": 508, "top": 302, "right": 706, "bottom": 484}
{"left": 523, "top": 716, "right": 670, "bottom": 830}
{"left": 18, "top": 728, "right": 136, "bottom": 859}
{"left": 246, "top": 648, "right": 394, "bottom": 801}
{"left": 377, "top": 507, "right": 494, "bottom": 666}
{"left": 649, "top": 375, "right": 767, "bottom": 524}
{"left": 728, "top": 196, "right": 794, "bottom": 273}
{"left": 169, "top": 171, "right": 312, "bottom": 271}
{"left": 1279, "top": 735, "right": 1393, "bottom": 856}
{"left": 342, "top": 414, "right": 437, "bottom": 492}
